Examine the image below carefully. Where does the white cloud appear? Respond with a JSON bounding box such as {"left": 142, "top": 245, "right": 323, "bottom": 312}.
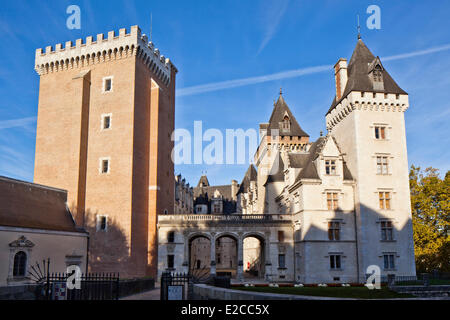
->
{"left": 257, "top": 0, "right": 290, "bottom": 55}
{"left": 0, "top": 117, "right": 36, "bottom": 130}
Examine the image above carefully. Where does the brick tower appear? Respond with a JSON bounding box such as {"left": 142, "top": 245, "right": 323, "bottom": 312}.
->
{"left": 33, "top": 26, "right": 176, "bottom": 278}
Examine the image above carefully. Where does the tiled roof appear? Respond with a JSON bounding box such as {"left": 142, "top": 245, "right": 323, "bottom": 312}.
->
{"left": 0, "top": 176, "right": 86, "bottom": 233}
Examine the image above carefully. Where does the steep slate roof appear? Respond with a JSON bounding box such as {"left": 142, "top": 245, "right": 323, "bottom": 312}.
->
{"left": 264, "top": 153, "right": 286, "bottom": 185}
{"left": 294, "top": 137, "right": 326, "bottom": 181}
{"left": 194, "top": 183, "right": 237, "bottom": 214}
{"left": 267, "top": 94, "right": 309, "bottom": 137}
{"left": 0, "top": 176, "right": 86, "bottom": 233}
{"left": 197, "top": 175, "right": 210, "bottom": 187}
{"left": 327, "top": 39, "right": 407, "bottom": 115}
{"left": 237, "top": 165, "right": 257, "bottom": 195}
{"left": 288, "top": 153, "right": 310, "bottom": 168}
{"left": 291, "top": 136, "right": 355, "bottom": 183}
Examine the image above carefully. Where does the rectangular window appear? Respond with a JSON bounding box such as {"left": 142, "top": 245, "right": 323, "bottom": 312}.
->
{"left": 325, "top": 160, "right": 336, "bottom": 175}
{"left": 328, "top": 221, "right": 340, "bottom": 241}
{"left": 379, "top": 192, "right": 391, "bottom": 210}
{"left": 327, "top": 192, "right": 338, "bottom": 210}
{"left": 101, "top": 159, "right": 109, "bottom": 174}
{"left": 167, "top": 255, "right": 174, "bottom": 269}
{"left": 278, "top": 231, "right": 285, "bottom": 243}
{"left": 383, "top": 254, "right": 395, "bottom": 270}
{"left": 381, "top": 221, "right": 394, "bottom": 241}
{"left": 213, "top": 203, "right": 221, "bottom": 213}
{"left": 376, "top": 156, "right": 389, "bottom": 175}
{"left": 278, "top": 254, "right": 286, "bottom": 268}
{"left": 103, "top": 77, "right": 112, "bottom": 92}
{"left": 374, "top": 126, "right": 386, "bottom": 140}
{"left": 330, "top": 255, "right": 341, "bottom": 269}
{"left": 97, "top": 216, "right": 107, "bottom": 231}
{"left": 102, "top": 115, "right": 111, "bottom": 130}
{"left": 167, "top": 231, "right": 175, "bottom": 243}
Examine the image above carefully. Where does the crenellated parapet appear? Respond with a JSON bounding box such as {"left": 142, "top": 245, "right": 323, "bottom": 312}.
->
{"left": 35, "top": 25, "right": 176, "bottom": 85}
{"left": 326, "top": 91, "right": 409, "bottom": 132}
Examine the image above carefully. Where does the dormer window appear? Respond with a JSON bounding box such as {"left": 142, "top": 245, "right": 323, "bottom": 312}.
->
{"left": 280, "top": 115, "right": 290, "bottom": 133}
{"left": 373, "top": 65, "right": 383, "bottom": 82}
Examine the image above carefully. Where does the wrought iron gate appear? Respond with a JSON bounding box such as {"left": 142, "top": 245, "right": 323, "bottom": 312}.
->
{"left": 160, "top": 271, "right": 193, "bottom": 300}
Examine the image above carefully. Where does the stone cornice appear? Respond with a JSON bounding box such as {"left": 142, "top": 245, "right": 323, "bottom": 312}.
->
{"left": 326, "top": 92, "right": 409, "bottom": 132}
{"left": 34, "top": 25, "right": 176, "bottom": 85}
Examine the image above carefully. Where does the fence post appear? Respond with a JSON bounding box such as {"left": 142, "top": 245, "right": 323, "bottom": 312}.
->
{"left": 422, "top": 273, "right": 430, "bottom": 287}
{"left": 387, "top": 274, "right": 396, "bottom": 288}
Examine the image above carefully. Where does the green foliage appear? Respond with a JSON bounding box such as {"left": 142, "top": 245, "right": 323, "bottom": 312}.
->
{"left": 410, "top": 166, "right": 450, "bottom": 272}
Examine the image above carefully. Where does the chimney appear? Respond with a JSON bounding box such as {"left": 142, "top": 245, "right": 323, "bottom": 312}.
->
{"left": 231, "top": 180, "right": 238, "bottom": 201}
{"left": 334, "top": 58, "right": 348, "bottom": 100}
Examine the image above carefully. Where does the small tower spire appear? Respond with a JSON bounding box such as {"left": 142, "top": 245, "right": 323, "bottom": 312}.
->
{"left": 279, "top": 87, "right": 283, "bottom": 96}
{"left": 357, "top": 15, "right": 361, "bottom": 40}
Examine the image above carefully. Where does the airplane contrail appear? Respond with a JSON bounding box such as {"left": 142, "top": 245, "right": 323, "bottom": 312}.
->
{"left": 177, "top": 43, "right": 450, "bottom": 97}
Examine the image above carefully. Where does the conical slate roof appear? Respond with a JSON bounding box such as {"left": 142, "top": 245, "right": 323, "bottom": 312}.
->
{"left": 327, "top": 39, "right": 407, "bottom": 115}
{"left": 237, "top": 165, "right": 257, "bottom": 195}
{"left": 267, "top": 94, "right": 309, "bottom": 137}
{"left": 264, "top": 152, "right": 285, "bottom": 185}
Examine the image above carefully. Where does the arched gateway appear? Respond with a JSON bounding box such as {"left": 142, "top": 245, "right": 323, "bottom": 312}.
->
{"left": 157, "top": 214, "right": 293, "bottom": 282}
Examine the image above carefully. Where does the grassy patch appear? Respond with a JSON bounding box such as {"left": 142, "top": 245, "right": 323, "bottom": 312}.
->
{"left": 234, "top": 286, "right": 415, "bottom": 299}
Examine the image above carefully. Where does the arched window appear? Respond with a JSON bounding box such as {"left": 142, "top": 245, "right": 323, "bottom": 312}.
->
{"left": 13, "top": 251, "right": 27, "bottom": 277}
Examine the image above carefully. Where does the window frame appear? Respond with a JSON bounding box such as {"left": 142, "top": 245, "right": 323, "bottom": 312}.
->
{"left": 326, "top": 192, "right": 339, "bottom": 210}
{"left": 167, "top": 255, "right": 175, "bottom": 269}
{"left": 101, "top": 113, "right": 112, "bottom": 130}
{"left": 13, "top": 251, "right": 27, "bottom": 277}
{"left": 378, "top": 192, "right": 391, "bottom": 210}
{"left": 99, "top": 157, "right": 110, "bottom": 174}
{"left": 325, "top": 160, "right": 337, "bottom": 175}
{"left": 328, "top": 221, "right": 341, "bottom": 241}
{"left": 383, "top": 254, "right": 396, "bottom": 270}
{"left": 96, "top": 215, "right": 108, "bottom": 232}
{"left": 329, "top": 254, "right": 342, "bottom": 270}
{"left": 102, "top": 76, "right": 113, "bottom": 93}
{"left": 380, "top": 220, "right": 394, "bottom": 241}
{"left": 374, "top": 126, "right": 387, "bottom": 140}
{"left": 278, "top": 254, "right": 286, "bottom": 269}
{"left": 376, "top": 156, "right": 389, "bottom": 175}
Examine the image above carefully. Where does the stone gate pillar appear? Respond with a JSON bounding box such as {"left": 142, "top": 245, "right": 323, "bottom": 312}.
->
{"left": 237, "top": 232, "right": 244, "bottom": 282}
{"left": 182, "top": 231, "right": 189, "bottom": 273}
{"left": 264, "top": 231, "right": 272, "bottom": 282}
{"left": 210, "top": 232, "right": 216, "bottom": 276}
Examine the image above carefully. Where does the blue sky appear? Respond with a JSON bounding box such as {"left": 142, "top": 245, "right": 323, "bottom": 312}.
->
{"left": 0, "top": 0, "right": 449, "bottom": 187}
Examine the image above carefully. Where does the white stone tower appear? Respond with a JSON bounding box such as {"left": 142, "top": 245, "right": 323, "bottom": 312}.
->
{"left": 326, "top": 38, "right": 416, "bottom": 280}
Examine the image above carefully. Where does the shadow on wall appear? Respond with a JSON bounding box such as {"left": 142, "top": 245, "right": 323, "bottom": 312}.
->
{"left": 83, "top": 209, "right": 131, "bottom": 277}
{"left": 301, "top": 202, "right": 415, "bottom": 282}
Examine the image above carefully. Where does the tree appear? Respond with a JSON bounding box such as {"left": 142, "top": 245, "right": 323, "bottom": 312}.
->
{"left": 410, "top": 166, "right": 450, "bottom": 272}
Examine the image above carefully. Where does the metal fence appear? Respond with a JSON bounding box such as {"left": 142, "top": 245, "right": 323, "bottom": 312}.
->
{"left": 160, "top": 272, "right": 193, "bottom": 300}
{"left": 365, "top": 272, "right": 450, "bottom": 287}
{"left": 38, "top": 272, "right": 120, "bottom": 300}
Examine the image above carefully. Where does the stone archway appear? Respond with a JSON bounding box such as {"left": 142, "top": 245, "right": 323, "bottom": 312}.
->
{"left": 215, "top": 234, "right": 238, "bottom": 278}
{"left": 188, "top": 234, "right": 211, "bottom": 277}
{"left": 243, "top": 233, "right": 266, "bottom": 279}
